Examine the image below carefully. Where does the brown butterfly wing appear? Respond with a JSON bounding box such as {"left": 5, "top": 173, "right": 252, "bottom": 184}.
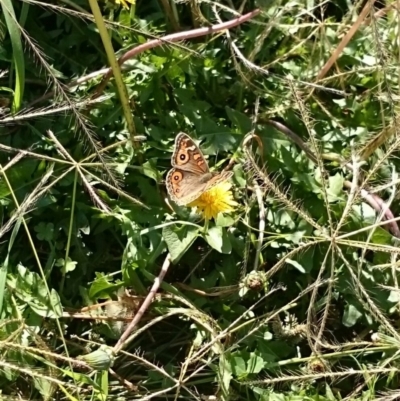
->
{"left": 166, "top": 169, "right": 233, "bottom": 206}
{"left": 166, "top": 168, "right": 213, "bottom": 205}
{"left": 171, "top": 132, "right": 209, "bottom": 174}
{"left": 203, "top": 170, "right": 233, "bottom": 191}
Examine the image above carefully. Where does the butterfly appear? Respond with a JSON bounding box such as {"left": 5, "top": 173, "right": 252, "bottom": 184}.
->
{"left": 166, "top": 132, "right": 233, "bottom": 205}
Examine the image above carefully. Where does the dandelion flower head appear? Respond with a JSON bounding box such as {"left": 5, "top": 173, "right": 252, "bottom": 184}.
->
{"left": 113, "top": 0, "right": 134, "bottom": 9}
{"left": 188, "top": 181, "right": 238, "bottom": 221}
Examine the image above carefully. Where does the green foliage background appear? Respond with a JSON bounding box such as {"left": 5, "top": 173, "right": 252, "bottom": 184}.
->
{"left": 1, "top": 0, "right": 400, "bottom": 399}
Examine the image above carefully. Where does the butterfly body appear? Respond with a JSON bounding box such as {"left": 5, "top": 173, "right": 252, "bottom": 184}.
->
{"left": 166, "top": 132, "right": 232, "bottom": 205}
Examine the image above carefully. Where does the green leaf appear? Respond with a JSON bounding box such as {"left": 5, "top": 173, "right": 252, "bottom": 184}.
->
{"left": 388, "top": 290, "right": 400, "bottom": 303}
{"left": 218, "top": 353, "right": 232, "bottom": 398}
{"left": 215, "top": 213, "right": 235, "bottom": 227}
{"left": 49, "top": 289, "right": 63, "bottom": 317}
{"left": 0, "top": 217, "right": 21, "bottom": 317}
{"left": 33, "top": 376, "right": 54, "bottom": 400}
{"left": 285, "top": 258, "right": 305, "bottom": 273}
{"left": 97, "top": 369, "right": 109, "bottom": 401}
{"left": 327, "top": 173, "right": 344, "bottom": 202}
{"left": 55, "top": 257, "right": 77, "bottom": 273}
{"left": 142, "top": 159, "right": 161, "bottom": 182}
{"left": 225, "top": 107, "right": 253, "bottom": 134}
{"left": 35, "top": 222, "right": 55, "bottom": 242}
{"left": 163, "top": 225, "right": 199, "bottom": 263}
{"left": 204, "top": 226, "right": 231, "bottom": 253}
{"left": 8, "top": 265, "right": 62, "bottom": 318}
{"left": 280, "top": 145, "right": 298, "bottom": 172}
{"left": 247, "top": 352, "right": 265, "bottom": 374}
{"left": 325, "top": 383, "right": 337, "bottom": 401}
{"left": 89, "top": 274, "right": 123, "bottom": 299}
{"left": 230, "top": 356, "right": 247, "bottom": 377}
{"left": 371, "top": 226, "right": 393, "bottom": 245}
{"left": 0, "top": 264, "right": 7, "bottom": 319}
{"left": 342, "top": 303, "right": 363, "bottom": 327}
{"left": 61, "top": 369, "right": 101, "bottom": 389}
{"left": 352, "top": 202, "right": 375, "bottom": 221}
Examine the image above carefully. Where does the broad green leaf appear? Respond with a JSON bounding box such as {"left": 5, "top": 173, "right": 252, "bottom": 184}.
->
{"left": 204, "top": 226, "right": 231, "bottom": 253}
{"left": 327, "top": 173, "right": 344, "bottom": 202}
{"left": 247, "top": 352, "right": 265, "bottom": 374}
{"left": 142, "top": 159, "right": 161, "bottom": 182}
{"left": 225, "top": 107, "right": 253, "bottom": 134}
{"left": 33, "top": 377, "right": 54, "bottom": 401}
{"left": 282, "top": 230, "right": 306, "bottom": 244}
{"left": 163, "top": 225, "right": 199, "bottom": 263}
{"left": 201, "top": 130, "right": 237, "bottom": 154}
{"left": 291, "top": 172, "right": 321, "bottom": 192}
{"left": 280, "top": 145, "right": 298, "bottom": 172}
{"left": 35, "top": 222, "right": 54, "bottom": 242}
{"left": 205, "top": 226, "right": 223, "bottom": 252}
{"left": 325, "top": 383, "right": 336, "bottom": 401}
{"left": 230, "top": 356, "right": 246, "bottom": 377}
{"left": 8, "top": 265, "right": 62, "bottom": 318}
{"left": 89, "top": 274, "right": 123, "bottom": 299}
{"left": 267, "top": 209, "right": 295, "bottom": 229}
{"left": 50, "top": 289, "right": 63, "bottom": 317}
{"left": 55, "top": 257, "right": 77, "bottom": 273}
{"left": 342, "top": 303, "right": 363, "bottom": 327}
{"left": 218, "top": 353, "right": 232, "bottom": 400}
{"left": 388, "top": 290, "right": 400, "bottom": 303}
{"left": 215, "top": 213, "right": 235, "bottom": 227}
{"left": 371, "top": 226, "right": 393, "bottom": 245}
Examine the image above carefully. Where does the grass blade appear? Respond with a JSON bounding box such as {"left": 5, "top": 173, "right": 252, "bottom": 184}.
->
{"left": 1, "top": 0, "right": 25, "bottom": 112}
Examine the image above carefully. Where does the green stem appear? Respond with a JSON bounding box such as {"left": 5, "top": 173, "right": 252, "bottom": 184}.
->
{"left": 87, "top": 0, "right": 137, "bottom": 146}
{"left": 60, "top": 169, "right": 78, "bottom": 293}
{"left": 202, "top": 219, "right": 210, "bottom": 234}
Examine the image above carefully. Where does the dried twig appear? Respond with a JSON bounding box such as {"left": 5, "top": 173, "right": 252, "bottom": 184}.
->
{"left": 93, "top": 9, "right": 261, "bottom": 98}
{"left": 316, "top": 0, "right": 376, "bottom": 81}
{"left": 113, "top": 253, "right": 172, "bottom": 354}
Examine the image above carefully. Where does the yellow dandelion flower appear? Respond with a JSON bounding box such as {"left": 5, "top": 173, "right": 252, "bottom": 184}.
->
{"left": 114, "top": 0, "right": 135, "bottom": 8}
{"left": 189, "top": 181, "right": 238, "bottom": 221}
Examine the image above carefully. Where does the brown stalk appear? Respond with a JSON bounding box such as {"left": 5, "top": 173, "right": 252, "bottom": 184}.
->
{"left": 316, "top": 0, "right": 376, "bottom": 82}
{"left": 112, "top": 253, "right": 172, "bottom": 354}
{"left": 264, "top": 119, "right": 400, "bottom": 237}
{"left": 27, "top": 9, "right": 260, "bottom": 109}
{"left": 93, "top": 8, "right": 261, "bottom": 98}
{"left": 159, "top": 0, "right": 180, "bottom": 31}
{"left": 358, "top": 126, "right": 394, "bottom": 161}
